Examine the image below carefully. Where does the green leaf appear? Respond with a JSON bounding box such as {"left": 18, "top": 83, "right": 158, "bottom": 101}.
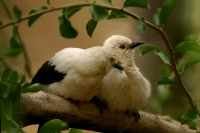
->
{"left": 154, "top": 49, "right": 170, "bottom": 64}
{"left": 59, "top": 12, "right": 78, "bottom": 38}
{"left": 89, "top": 5, "right": 108, "bottom": 21}
{"left": 0, "top": 98, "right": 13, "bottom": 120}
{"left": 0, "top": 83, "right": 7, "bottom": 97}
{"left": 153, "top": 8, "right": 161, "bottom": 26}
{"left": 137, "top": 17, "right": 146, "bottom": 33}
{"left": 137, "top": 24, "right": 145, "bottom": 34}
{"left": 47, "top": 0, "right": 51, "bottom": 5}
{"left": 184, "top": 34, "right": 198, "bottom": 42}
{"left": 2, "top": 68, "right": 12, "bottom": 83}
{"left": 19, "top": 71, "right": 26, "bottom": 85}
{"left": 21, "top": 82, "right": 31, "bottom": 89}
{"left": 103, "top": 0, "right": 112, "bottom": 5}
{"left": 0, "top": 21, "right": 3, "bottom": 26}
{"left": 157, "top": 77, "right": 178, "bottom": 85}
{"left": 21, "top": 84, "right": 42, "bottom": 93}
{"left": 174, "top": 41, "right": 200, "bottom": 52}
{"left": 189, "top": 123, "right": 197, "bottom": 130}
{"left": 6, "top": 127, "right": 18, "bottom": 133}
{"left": 107, "top": 10, "right": 129, "bottom": 19}
{"left": 159, "top": 65, "right": 171, "bottom": 77}
{"left": 39, "top": 119, "right": 69, "bottom": 133}
{"left": 180, "top": 107, "right": 199, "bottom": 125}
{"left": 177, "top": 59, "right": 185, "bottom": 73}
{"left": 12, "top": 5, "right": 22, "bottom": 22}
{"left": 64, "top": 7, "right": 82, "bottom": 19}
{"left": 159, "top": 0, "right": 181, "bottom": 25}
{"left": 28, "top": 6, "right": 48, "bottom": 27}
{"left": 9, "top": 26, "right": 21, "bottom": 49}
{"left": 1, "top": 44, "right": 22, "bottom": 58}
{"left": 69, "top": 128, "right": 83, "bottom": 133}
{"left": 183, "top": 52, "right": 200, "bottom": 71}
{"left": 139, "top": 44, "right": 158, "bottom": 56}
{"left": 86, "top": 19, "right": 98, "bottom": 37}
{"left": 10, "top": 36, "right": 21, "bottom": 49}
{"left": 123, "top": 0, "right": 150, "bottom": 9}
{"left": 8, "top": 71, "right": 18, "bottom": 83}
{"left": 8, "top": 82, "right": 21, "bottom": 109}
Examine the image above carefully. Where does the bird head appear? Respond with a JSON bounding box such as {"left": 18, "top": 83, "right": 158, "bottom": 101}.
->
{"left": 103, "top": 35, "right": 144, "bottom": 57}
{"left": 103, "top": 35, "right": 144, "bottom": 70}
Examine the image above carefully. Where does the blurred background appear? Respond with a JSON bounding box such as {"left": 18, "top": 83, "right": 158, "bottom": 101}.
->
{"left": 0, "top": 0, "right": 200, "bottom": 132}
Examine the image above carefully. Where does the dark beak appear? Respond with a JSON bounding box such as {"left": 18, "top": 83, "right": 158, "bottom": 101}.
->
{"left": 113, "top": 63, "right": 123, "bottom": 70}
{"left": 129, "top": 42, "right": 145, "bottom": 49}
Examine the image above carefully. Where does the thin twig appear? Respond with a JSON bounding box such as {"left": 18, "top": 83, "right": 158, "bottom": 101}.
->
{"left": 0, "top": 2, "right": 196, "bottom": 108}
{"left": 1, "top": 0, "right": 33, "bottom": 77}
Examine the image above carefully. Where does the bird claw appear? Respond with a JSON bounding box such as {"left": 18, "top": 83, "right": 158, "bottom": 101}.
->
{"left": 91, "top": 96, "right": 107, "bottom": 115}
{"left": 126, "top": 109, "right": 140, "bottom": 123}
{"left": 68, "top": 98, "right": 80, "bottom": 108}
{"left": 132, "top": 109, "right": 140, "bottom": 123}
{"left": 126, "top": 110, "right": 131, "bottom": 119}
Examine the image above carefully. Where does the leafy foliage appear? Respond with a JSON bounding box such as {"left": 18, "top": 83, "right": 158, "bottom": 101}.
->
{"left": 39, "top": 119, "right": 69, "bottom": 133}
{"left": 0, "top": 68, "right": 41, "bottom": 131}
{"left": 139, "top": 44, "right": 158, "bottom": 56}
{"left": 0, "top": 0, "right": 200, "bottom": 132}
{"left": 154, "top": 49, "right": 170, "bottom": 64}
{"left": 107, "top": 10, "right": 129, "bottom": 19}
{"left": 180, "top": 106, "right": 199, "bottom": 130}
{"left": 182, "top": 52, "right": 200, "bottom": 71}
{"left": 157, "top": 77, "right": 178, "bottom": 85}
{"left": 12, "top": 5, "right": 22, "bottom": 22}
{"left": 86, "top": 19, "right": 98, "bottom": 37}
{"left": 159, "top": 0, "right": 181, "bottom": 25}
{"left": 28, "top": 6, "right": 48, "bottom": 27}
{"left": 1, "top": 26, "right": 22, "bottom": 58}
{"left": 103, "top": 0, "right": 112, "bottom": 5}
{"left": 137, "top": 17, "right": 146, "bottom": 33}
{"left": 59, "top": 12, "right": 78, "bottom": 38}
{"left": 153, "top": 8, "right": 161, "bottom": 26}
{"left": 89, "top": 4, "right": 108, "bottom": 21}
{"left": 64, "top": 7, "right": 82, "bottom": 19}
{"left": 123, "top": 0, "right": 150, "bottom": 9}
{"left": 174, "top": 41, "right": 200, "bottom": 52}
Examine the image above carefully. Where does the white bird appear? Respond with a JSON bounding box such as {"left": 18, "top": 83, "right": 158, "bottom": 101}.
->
{"left": 31, "top": 43, "right": 123, "bottom": 103}
{"left": 96, "top": 35, "right": 151, "bottom": 121}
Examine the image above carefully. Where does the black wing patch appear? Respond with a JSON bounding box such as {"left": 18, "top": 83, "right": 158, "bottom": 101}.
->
{"left": 31, "top": 61, "right": 66, "bottom": 85}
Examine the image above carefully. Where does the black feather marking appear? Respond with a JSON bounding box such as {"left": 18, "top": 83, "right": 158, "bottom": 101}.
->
{"left": 31, "top": 61, "right": 66, "bottom": 85}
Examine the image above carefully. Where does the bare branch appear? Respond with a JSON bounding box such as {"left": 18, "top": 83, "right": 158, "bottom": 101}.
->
{"left": 13, "top": 91, "right": 196, "bottom": 133}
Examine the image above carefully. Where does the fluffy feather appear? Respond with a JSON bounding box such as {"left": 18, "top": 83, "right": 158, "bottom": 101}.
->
{"left": 96, "top": 35, "right": 151, "bottom": 112}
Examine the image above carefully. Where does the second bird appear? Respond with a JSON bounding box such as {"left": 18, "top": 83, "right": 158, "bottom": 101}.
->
{"left": 96, "top": 35, "right": 151, "bottom": 121}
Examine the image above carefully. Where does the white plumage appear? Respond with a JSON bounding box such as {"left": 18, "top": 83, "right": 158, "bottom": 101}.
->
{"left": 96, "top": 35, "right": 151, "bottom": 115}
{"left": 32, "top": 44, "right": 121, "bottom": 102}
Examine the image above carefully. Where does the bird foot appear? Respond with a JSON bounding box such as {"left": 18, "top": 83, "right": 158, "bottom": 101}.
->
{"left": 68, "top": 98, "right": 80, "bottom": 108}
{"left": 126, "top": 109, "right": 140, "bottom": 123}
{"left": 132, "top": 109, "right": 140, "bottom": 123}
{"left": 91, "top": 96, "right": 107, "bottom": 115}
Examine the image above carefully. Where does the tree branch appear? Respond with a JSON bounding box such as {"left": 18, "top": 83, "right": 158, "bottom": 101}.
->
{"left": 13, "top": 91, "right": 196, "bottom": 133}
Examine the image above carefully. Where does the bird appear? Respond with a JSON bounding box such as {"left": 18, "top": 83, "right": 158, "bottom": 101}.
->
{"left": 96, "top": 35, "right": 151, "bottom": 122}
{"left": 31, "top": 43, "right": 123, "bottom": 103}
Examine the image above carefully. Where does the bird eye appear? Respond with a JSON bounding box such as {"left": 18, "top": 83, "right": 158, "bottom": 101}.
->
{"left": 119, "top": 44, "right": 125, "bottom": 49}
